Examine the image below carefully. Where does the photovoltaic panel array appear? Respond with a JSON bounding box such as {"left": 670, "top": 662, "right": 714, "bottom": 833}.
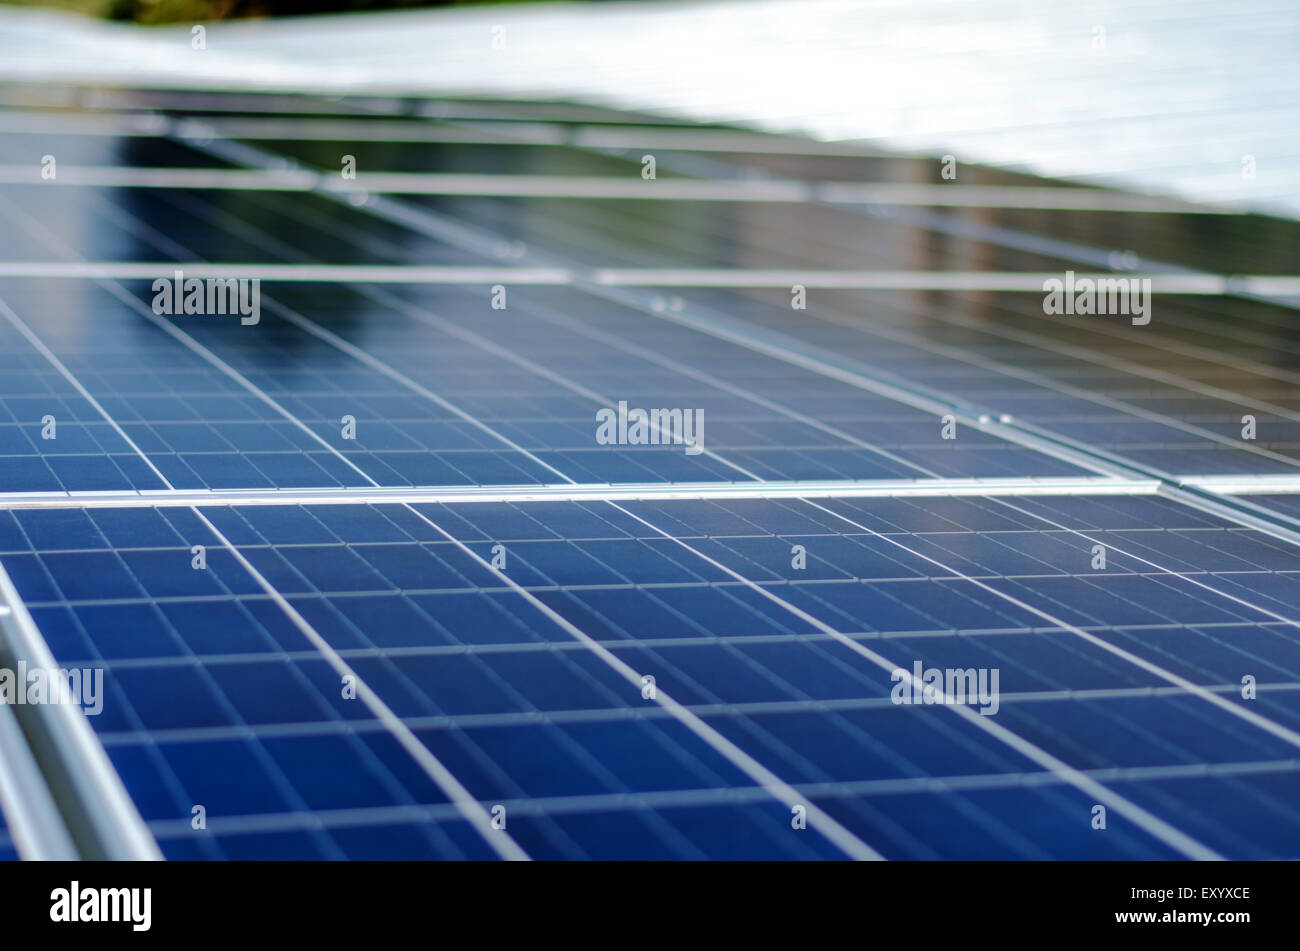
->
{"left": 0, "top": 86, "right": 1297, "bottom": 860}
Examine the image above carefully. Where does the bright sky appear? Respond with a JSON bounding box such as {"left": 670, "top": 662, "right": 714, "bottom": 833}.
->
{"left": 1, "top": 0, "right": 1296, "bottom": 217}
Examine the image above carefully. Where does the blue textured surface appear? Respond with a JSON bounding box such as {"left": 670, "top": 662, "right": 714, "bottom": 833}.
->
{"left": 2, "top": 496, "right": 1297, "bottom": 858}
{"left": 0, "top": 94, "right": 1298, "bottom": 859}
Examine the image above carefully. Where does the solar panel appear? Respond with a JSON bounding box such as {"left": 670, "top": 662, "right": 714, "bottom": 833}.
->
{"left": 1, "top": 86, "right": 1299, "bottom": 862}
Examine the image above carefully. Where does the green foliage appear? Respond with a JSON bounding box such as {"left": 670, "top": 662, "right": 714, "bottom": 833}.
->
{"left": 10, "top": 0, "right": 553, "bottom": 26}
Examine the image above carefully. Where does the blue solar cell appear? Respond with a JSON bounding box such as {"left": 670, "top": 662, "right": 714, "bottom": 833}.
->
{"left": 6, "top": 493, "right": 1295, "bottom": 858}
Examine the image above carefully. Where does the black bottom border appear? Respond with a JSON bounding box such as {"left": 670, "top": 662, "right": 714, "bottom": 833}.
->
{"left": 0, "top": 860, "right": 1282, "bottom": 939}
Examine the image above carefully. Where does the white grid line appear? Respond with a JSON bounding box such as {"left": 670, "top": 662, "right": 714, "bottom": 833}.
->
{"left": 134, "top": 755, "right": 1300, "bottom": 842}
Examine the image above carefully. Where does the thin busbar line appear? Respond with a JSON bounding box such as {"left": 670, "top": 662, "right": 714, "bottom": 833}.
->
{"left": 0, "top": 108, "right": 905, "bottom": 155}
{"left": 0, "top": 161, "right": 1231, "bottom": 213}
{"left": 13, "top": 566, "right": 1300, "bottom": 614}
{"left": 129, "top": 749, "right": 1300, "bottom": 840}
{"left": 6, "top": 259, "right": 1300, "bottom": 293}
{"left": 83, "top": 680, "right": 1300, "bottom": 747}
{"left": 0, "top": 261, "right": 573, "bottom": 283}
{"left": 52, "top": 622, "right": 1300, "bottom": 669}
